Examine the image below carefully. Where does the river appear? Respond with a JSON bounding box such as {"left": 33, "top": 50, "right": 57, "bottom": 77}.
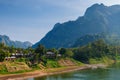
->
{"left": 27, "top": 63, "right": 120, "bottom": 80}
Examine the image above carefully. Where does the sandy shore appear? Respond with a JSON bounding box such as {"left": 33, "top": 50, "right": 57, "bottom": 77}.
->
{"left": 0, "top": 64, "right": 106, "bottom": 80}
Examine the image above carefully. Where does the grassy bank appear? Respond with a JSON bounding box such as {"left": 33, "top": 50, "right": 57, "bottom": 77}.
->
{"left": 0, "top": 58, "right": 83, "bottom": 74}
{"left": 0, "top": 63, "right": 109, "bottom": 80}
{"left": 0, "top": 57, "right": 116, "bottom": 80}
{"left": 0, "top": 57, "right": 114, "bottom": 75}
{"left": 89, "top": 57, "right": 114, "bottom": 65}
{"left": 0, "top": 56, "right": 115, "bottom": 80}
{"left": 0, "top": 62, "right": 32, "bottom": 74}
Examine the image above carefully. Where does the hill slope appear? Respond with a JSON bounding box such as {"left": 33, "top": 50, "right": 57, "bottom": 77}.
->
{"left": 33, "top": 3, "right": 120, "bottom": 48}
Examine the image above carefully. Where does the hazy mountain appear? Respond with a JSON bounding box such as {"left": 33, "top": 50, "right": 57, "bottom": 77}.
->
{"left": 33, "top": 3, "right": 120, "bottom": 48}
{"left": 0, "top": 35, "right": 32, "bottom": 48}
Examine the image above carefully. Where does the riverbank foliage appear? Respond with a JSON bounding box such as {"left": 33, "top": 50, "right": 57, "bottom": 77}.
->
{"left": 0, "top": 39, "right": 119, "bottom": 73}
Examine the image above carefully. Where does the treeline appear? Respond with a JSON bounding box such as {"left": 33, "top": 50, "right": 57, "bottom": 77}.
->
{"left": 0, "top": 43, "right": 34, "bottom": 62}
{"left": 29, "top": 45, "right": 74, "bottom": 64}
{"left": 73, "top": 39, "right": 114, "bottom": 63}
{"left": 0, "top": 43, "right": 73, "bottom": 63}
{"left": 0, "top": 39, "right": 119, "bottom": 64}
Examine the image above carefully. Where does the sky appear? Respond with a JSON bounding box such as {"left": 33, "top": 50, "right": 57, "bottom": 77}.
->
{"left": 0, "top": 0, "right": 120, "bottom": 44}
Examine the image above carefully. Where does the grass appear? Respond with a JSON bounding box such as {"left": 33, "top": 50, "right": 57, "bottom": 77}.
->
{"left": 0, "top": 69, "right": 35, "bottom": 75}
{"left": 46, "top": 60, "right": 60, "bottom": 68}
{"left": 0, "top": 57, "right": 114, "bottom": 75}
{"left": 116, "top": 56, "right": 120, "bottom": 63}
{"left": 0, "top": 61, "right": 32, "bottom": 74}
{"left": 89, "top": 57, "right": 114, "bottom": 65}
{"left": 0, "top": 64, "right": 8, "bottom": 74}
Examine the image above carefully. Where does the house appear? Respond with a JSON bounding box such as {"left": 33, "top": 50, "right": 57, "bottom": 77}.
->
{"left": 57, "top": 54, "right": 62, "bottom": 57}
{"left": 11, "top": 53, "right": 24, "bottom": 58}
{"left": 46, "top": 52, "right": 62, "bottom": 59}
{"left": 46, "top": 52, "right": 56, "bottom": 59}
{"left": 4, "top": 56, "right": 16, "bottom": 61}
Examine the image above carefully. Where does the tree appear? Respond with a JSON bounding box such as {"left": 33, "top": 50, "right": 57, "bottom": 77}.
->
{"left": 34, "top": 44, "right": 46, "bottom": 63}
{"left": 59, "top": 48, "right": 73, "bottom": 58}
{"left": 64, "top": 50, "right": 74, "bottom": 58}
{"left": 9, "top": 45, "right": 16, "bottom": 53}
{"left": 35, "top": 44, "right": 46, "bottom": 56}
{"left": 73, "top": 39, "right": 111, "bottom": 63}
{"left": 59, "top": 48, "right": 66, "bottom": 55}
{"left": 0, "top": 49, "right": 6, "bottom": 62}
{"left": 0, "top": 43, "right": 5, "bottom": 48}
{"left": 27, "top": 47, "right": 34, "bottom": 53}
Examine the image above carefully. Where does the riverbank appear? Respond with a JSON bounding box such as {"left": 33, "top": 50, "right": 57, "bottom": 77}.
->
{"left": 0, "top": 64, "right": 107, "bottom": 80}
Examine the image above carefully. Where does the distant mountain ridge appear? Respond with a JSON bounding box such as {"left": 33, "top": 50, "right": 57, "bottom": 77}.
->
{"left": 33, "top": 3, "right": 120, "bottom": 48}
{"left": 0, "top": 35, "right": 32, "bottom": 48}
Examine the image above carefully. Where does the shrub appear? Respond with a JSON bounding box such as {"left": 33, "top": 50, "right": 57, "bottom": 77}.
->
{"left": 46, "top": 60, "right": 60, "bottom": 68}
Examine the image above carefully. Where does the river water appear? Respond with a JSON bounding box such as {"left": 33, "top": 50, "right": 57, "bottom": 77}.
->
{"left": 27, "top": 63, "right": 120, "bottom": 80}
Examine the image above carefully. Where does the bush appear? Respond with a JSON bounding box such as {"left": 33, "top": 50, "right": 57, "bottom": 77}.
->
{"left": 31, "top": 64, "right": 40, "bottom": 69}
{"left": 0, "top": 65, "right": 8, "bottom": 73}
{"left": 46, "top": 60, "right": 60, "bottom": 68}
{"left": 89, "top": 57, "right": 113, "bottom": 64}
{"left": 16, "top": 58, "right": 28, "bottom": 62}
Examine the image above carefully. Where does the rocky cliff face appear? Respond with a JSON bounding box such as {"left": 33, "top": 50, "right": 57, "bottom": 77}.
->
{"left": 33, "top": 3, "right": 120, "bottom": 48}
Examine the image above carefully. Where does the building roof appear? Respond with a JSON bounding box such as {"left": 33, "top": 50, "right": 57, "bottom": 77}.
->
{"left": 5, "top": 56, "right": 16, "bottom": 59}
{"left": 46, "top": 52, "right": 54, "bottom": 55}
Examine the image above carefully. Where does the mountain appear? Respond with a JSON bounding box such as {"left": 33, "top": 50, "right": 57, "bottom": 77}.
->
{"left": 33, "top": 3, "right": 120, "bottom": 48}
{"left": 0, "top": 35, "right": 32, "bottom": 48}
{"left": 72, "top": 34, "right": 105, "bottom": 47}
{"left": 73, "top": 33, "right": 120, "bottom": 47}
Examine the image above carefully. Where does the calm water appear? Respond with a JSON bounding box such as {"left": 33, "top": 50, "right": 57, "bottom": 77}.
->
{"left": 27, "top": 64, "right": 120, "bottom": 80}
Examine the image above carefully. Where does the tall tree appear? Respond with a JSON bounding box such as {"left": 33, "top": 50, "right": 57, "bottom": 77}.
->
{"left": 35, "top": 44, "right": 46, "bottom": 57}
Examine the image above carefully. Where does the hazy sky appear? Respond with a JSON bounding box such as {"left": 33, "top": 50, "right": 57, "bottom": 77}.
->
{"left": 0, "top": 0, "right": 120, "bottom": 43}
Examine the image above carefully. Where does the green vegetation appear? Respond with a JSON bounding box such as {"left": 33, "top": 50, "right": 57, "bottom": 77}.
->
{"left": 46, "top": 60, "right": 60, "bottom": 68}
{"left": 0, "top": 39, "right": 120, "bottom": 74}
{"left": 69, "top": 58, "right": 84, "bottom": 66}
{"left": 89, "top": 57, "right": 114, "bottom": 64}
{"left": 0, "top": 64, "right": 7, "bottom": 74}
{"left": 73, "top": 40, "right": 113, "bottom": 63}
{"left": 0, "top": 62, "right": 31, "bottom": 74}
{"left": 59, "top": 48, "right": 73, "bottom": 58}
